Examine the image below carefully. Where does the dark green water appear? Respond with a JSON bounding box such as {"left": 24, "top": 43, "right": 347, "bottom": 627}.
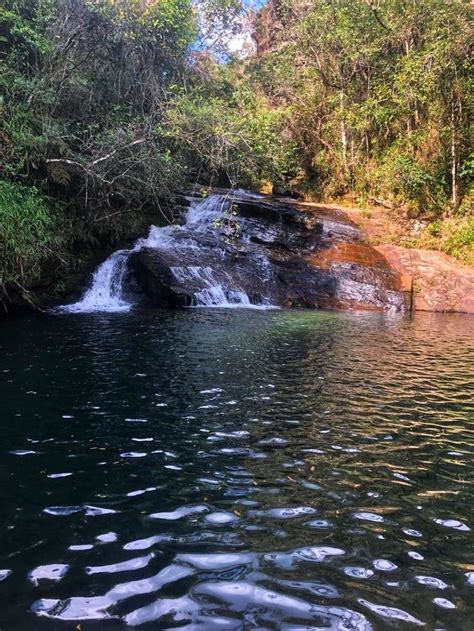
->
{"left": 0, "top": 309, "right": 473, "bottom": 630}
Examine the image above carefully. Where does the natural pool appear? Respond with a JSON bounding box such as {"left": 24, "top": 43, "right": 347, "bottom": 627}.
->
{"left": 0, "top": 309, "right": 473, "bottom": 629}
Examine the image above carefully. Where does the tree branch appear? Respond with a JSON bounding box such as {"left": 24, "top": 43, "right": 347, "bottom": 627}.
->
{"left": 45, "top": 138, "right": 149, "bottom": 184}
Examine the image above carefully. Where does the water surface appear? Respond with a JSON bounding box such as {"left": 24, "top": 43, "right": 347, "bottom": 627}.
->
{"left": 0, "top": 309, "right": 473, "bottom": 629}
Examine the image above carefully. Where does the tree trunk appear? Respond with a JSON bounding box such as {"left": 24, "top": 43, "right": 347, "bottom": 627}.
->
{"left": 340, "top": 91, "right": 348, "bottom": 173}
{"left": 451, "top": 100, "right": 458, "bottom": 210}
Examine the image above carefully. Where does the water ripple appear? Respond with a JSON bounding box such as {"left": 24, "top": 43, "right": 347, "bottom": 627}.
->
{"left": 0, "top": 310, "right": 473, "bottom": 629}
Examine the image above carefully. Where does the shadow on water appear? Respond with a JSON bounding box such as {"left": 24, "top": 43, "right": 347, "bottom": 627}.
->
{"left": 0, "top": 308, "right": 473, "bottom": 629}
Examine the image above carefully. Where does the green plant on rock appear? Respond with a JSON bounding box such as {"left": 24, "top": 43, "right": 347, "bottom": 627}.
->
{"left": 443, "top": 217, "right": 474, "bottom": 262}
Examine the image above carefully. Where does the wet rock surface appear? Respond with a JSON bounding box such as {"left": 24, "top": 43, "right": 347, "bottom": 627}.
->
{"left": 130, "top": 191, "right": 412, "bottom": 311}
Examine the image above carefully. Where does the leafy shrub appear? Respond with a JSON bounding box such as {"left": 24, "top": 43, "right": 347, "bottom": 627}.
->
{"left": 427, "top": 220, "right": 442, "bottom": 237}
{"left": 0, "top": 180, "right": 64, "bottom": 292}
{"left": 420, "top": 216, "right": 474, "bottom": 263}
{"left": 442, "top": 217, "right": 474, "bottom": 263}
{"left": 376, "top": 152, "right": 447, "bottom": 215}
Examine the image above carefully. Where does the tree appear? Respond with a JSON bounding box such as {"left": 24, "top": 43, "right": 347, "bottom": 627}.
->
{"left": 248, "top": 0, "right": 473, "bottom": 213}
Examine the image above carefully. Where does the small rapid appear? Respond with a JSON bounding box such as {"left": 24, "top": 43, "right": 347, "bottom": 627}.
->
{"left": 59, "top": 195, "right": 274, "bottom": 313}
{"left": 59, "top": 250, "right": 132, "bottom": 314}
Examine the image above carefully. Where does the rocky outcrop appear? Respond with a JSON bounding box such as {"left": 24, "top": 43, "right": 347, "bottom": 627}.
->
{"left": 129, "top": 192, "right": 412, "bottom": 312}
{"left": 377, "top": 245, "right": 474, "bottom": 314}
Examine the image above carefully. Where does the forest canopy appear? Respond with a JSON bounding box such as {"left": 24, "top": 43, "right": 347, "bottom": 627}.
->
{"left": 0, "top": 0, "right": 472, "bottom": 303}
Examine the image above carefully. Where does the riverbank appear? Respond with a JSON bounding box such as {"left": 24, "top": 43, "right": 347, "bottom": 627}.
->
{"left": 347, "top": 204, "right": 474, "bottom": 315}
{"left": 285, "top": 198, "right": 474, "bottom": 315}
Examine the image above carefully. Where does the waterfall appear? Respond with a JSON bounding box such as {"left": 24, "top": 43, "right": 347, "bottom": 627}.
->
{"left": 57, "top": 194, "right": 276, "bottom": 313}
{"left": 57, "top": 250, "right": 132, "bottom": 313}
{"left": 170, "top": 266, "right": 254, "bottom": 308}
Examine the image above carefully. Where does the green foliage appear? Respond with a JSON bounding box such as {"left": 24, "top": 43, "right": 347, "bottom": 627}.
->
{"left": 89, "top": 0, "right": 197, "bottom": 54}
{"left": 460, "top": 153, "right": 474, "bottom": 202}
{"left": 164, "top": 69, "right": 298, "bottom": 187}
{"left": 248, "top": 0, "right": 472, "bottom": 213}
{"left": 0, "top": 180, "right": 64, "bottom": 290}
{"left": 376, "top": 152, "right": 446, "bottom": 214}
{"left": 427, "top": 220, "right": 442, "bottom": 238}
{"left": 421, "top": 216, "right": 474, "bottom": 264}
{"left": 0, "top": 0, "right": 472, "bottom": 307}
{"left": 442, "top": 218, "right": 474, "bottom": 262}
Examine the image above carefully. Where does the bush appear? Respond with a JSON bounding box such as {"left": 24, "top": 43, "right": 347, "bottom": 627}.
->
{"left": 164, "top": 74, "right": 299, "bottom": 188}
{"left": 442, "top": 217, "right": 474, "bottom": 263}
{"left": 420, "top": 216, "right": 474, "bottom": 264}
{"left": 0, "top": 180, "right": 64, "bottom": 292}
{"left": 376, "top": 152, "right": 447, "bottom": 215}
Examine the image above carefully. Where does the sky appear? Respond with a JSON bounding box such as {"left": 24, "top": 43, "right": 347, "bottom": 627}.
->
{"left": 228, "top": 0, "right": 267, "bottom": 54}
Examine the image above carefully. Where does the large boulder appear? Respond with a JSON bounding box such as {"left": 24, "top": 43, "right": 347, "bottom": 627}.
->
{"left": 377, "top": 245, "right": 474, "bottom": 313}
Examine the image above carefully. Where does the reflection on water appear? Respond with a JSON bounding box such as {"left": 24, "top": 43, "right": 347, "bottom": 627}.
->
{"left": 0, "top": 309, "right": 473, "bottom": 630}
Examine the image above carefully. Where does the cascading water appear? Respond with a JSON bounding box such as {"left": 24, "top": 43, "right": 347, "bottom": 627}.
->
{"left": 57, "top": 250, "right": 132, "bottom": 313}
{"left": 58, "top": 194, "right": 276, "bottom": 313}
{"left": 170, "top": 266, "right": 254, "bottom": 308}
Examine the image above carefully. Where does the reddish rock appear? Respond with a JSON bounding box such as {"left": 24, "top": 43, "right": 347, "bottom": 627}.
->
{"left": 377, "top": 245, "right": 474, "bottom": 314}
{"left": 305, "top": 241, "right": 412, "bottom": 311}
